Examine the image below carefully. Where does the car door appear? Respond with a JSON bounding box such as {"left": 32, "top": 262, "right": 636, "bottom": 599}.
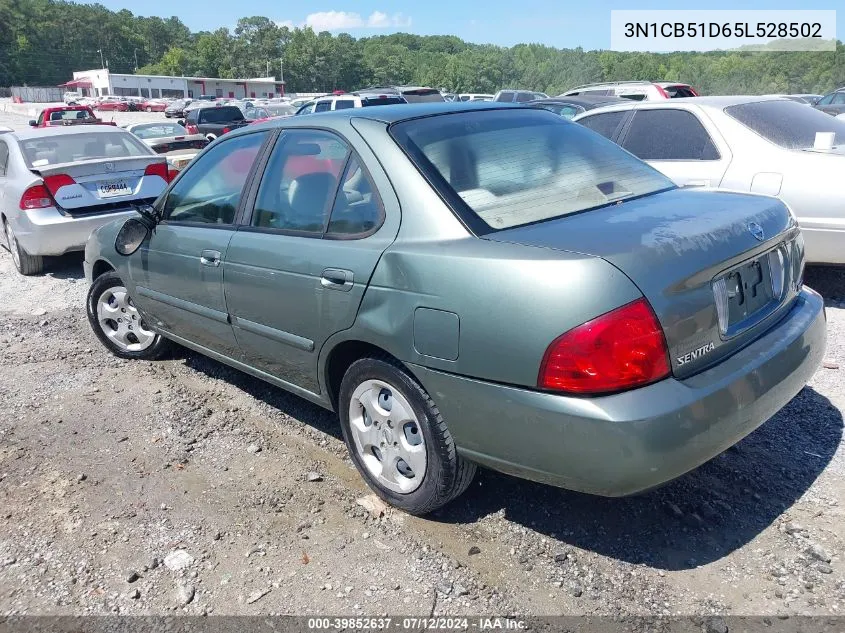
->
{"left": 128, "top": 130, "right": 271, "bottom": 358}
{"left": 617, "top": 108, "right": 731, "bottom": 188}
{"left": 0, "top": 140, "right": 9, "bottom": 219}
{"left": 224, "top": 127, "right": 400, "bottom": 394}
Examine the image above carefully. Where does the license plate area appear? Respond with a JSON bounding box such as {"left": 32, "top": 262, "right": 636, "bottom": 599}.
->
{"left": 98, "top": 180, "right": 132, "bottom": 198}
{"left": 713, "top": 248, "right": 786, "bottom": 339}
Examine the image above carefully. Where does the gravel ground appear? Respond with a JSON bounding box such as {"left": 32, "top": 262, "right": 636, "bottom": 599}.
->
{"left": 0, "top": 104, "right": 844, "bottom": 617}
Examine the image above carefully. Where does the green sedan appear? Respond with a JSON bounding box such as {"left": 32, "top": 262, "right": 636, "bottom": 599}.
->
{"left": 83, "top": 102, "right": 826, "bottom": 515}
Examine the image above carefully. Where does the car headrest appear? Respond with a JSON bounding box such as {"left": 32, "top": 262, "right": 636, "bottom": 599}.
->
{"left": 288, "top": 172, "right": 337, "bottom": 217}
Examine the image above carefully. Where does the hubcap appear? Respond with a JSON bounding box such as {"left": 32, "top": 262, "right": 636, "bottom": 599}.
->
{"left": 348, "top": 379, "right": 427, "bottom": 494}
{"left": 5, "top": 222, "right": 20, "bottom": 269}
{"left": 96, "top": 286, "right": 156, "bottom": 352}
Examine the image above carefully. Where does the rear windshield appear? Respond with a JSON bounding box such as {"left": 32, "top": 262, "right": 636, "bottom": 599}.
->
{"left": 664, "top": 85, "right": 696, "bottom": 98}
{"left": 47, "top": 109, "right": 96, "bottom": 122}
{"left": 22, "top": 131, "right": 151, "bottom": 166}
{"left": 391, "top": 109, "right": 673, "bottom": 232}
{"left": 724, "top": 100, "right": 845, "bottom": 149}
{"left": 198, "top": 107, "right": 245, "bottom": 123}
{"left": 362, "top": 96, "right": 406, "bottom": 106}
{"left": 131, "top": 123, "right": 187, "bottom": 139}
{"left": 401, "top": 89, "right": 444, "bottom": 103}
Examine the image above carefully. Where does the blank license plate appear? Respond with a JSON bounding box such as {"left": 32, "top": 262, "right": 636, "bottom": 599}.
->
{"left": 98, "top": 180, "right": 132, "bottom": 198}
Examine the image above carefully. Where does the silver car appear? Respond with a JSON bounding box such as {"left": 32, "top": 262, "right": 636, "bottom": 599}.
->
{"left": 0, "top": 126, "right": 169, "bottom": 275}
{"left": 574, "top": 96, "right": 845, "bottom": 265}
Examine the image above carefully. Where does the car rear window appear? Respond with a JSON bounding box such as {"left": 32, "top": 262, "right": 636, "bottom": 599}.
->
{"left": 724, "top": 100, "right": 845, "bottom": 149}
{"left": 22, "top": 131, "right": 151, "bottom": 166}
{"left": 400, "top": 89, "right": 444, "bottom": 103}
{"left": 362, "top": 96, "right": 406, "bottom": 106}
{"left": 391, "top": 109, "right": 673, "bottom": 233}
{"left": 131, "top": 124, "right": 187, "bottom": 139}
{"left": 664, "top": 85, "right": 697, "bottom": 98}
{"left": 514, "top": 92, "right": 535, "bottom": 103}
{"left": 198, "top": 106, "right": 245, "bottom": 123}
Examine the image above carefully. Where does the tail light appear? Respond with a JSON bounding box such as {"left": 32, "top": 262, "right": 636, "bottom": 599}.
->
{"left": 538, "top": 298, "right": 670, "bottom": 395}
{"left": 43, "top": 174, "right": 76, "bottom": 195}
{"left": 167, "top": 168, "right": 180, "bottom": 181}
{"left": 20, "top": 185, "right": 53, "bottom": 210}
{"left": 222, "top": 127, "right": 230, "bottom": 134}
{"left": 655, "top": 84, "right": 670, "bottom": 99}
{"left": 185, "top": 123, "right": 199, "bottom": 134}
{"left": 144, "top": 162, "right": 170, "bottom": 182}
{"left": 689, "top": 86, "right": 700, "bottom": 96}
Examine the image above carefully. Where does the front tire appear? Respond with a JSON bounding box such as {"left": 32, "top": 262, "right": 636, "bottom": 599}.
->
{"left": 4, "top": 219, "right": 43, "bottom": 275}
{"left": 86, "top": 271, "right": 170, "bottom": 360}
{"left": 339, "top": 357, "right": 476, "bottom": 515}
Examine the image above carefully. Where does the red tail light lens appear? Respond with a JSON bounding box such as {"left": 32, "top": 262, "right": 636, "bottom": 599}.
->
{"left": 655, "top": 84, "right": 670, "bottom": 99}
{"left": 538, "top": 298, "right": 670, "bottom": 395}
{"left": 167, "top": 168, "right": 180, "bottom": 182}
{"left": 144, "top": 162, "right": 170, "bottom": 181}
{"left": 222, "top": 127, "right": 230, "bottom": 134}
{"left": 185, "top": 124, "right": 199, "bottom": 134}
{"left": 20, "top": 185, "right": 54, "bottom": 210}
{"left": 43, "top": 174, "right": 76, "bottom": 195}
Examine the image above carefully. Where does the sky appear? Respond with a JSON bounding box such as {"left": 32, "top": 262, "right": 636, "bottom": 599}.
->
{"left": 82, "top": 1, "right": 842, "bottom": 50}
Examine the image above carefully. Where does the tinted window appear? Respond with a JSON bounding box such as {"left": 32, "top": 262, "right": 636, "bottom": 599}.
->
{"left": 21, "top": 131, "right": 151, "bottom": 167}
{"left": 197, "top": 107, "right": 244, "bottom": 123}
{"left": 252, "top": 130, "right": 348, "bottom": 233}
{"left": 582, "top": 89, "right": 611, "bottom": 96}
{"left": 577, "top": 111, "right": 626, "bottom": 140}
{"left": 314, "top": 101, "right": 332, "bottom": 113}
{"left": 537, "top": 103, "right": 582, "bottom": 119}
{"left": 164, "top": 132, "right": 267, "bottom": 224}
{"left": 296, "top": 102, "right": 315, "bottom": 115}
{"left": 131, "top": 123, "right": 187, "bottom": 139}
{"left": 514, "top": 92, "right": 535, "bottom": 103}
{"left": 664, "top": 85, "right": 696, "bottom": 98}
{"left": 327, "top": 156, "right": 384, "bottom": 237}
{"left": 725, "top": 100, "right": 845, "bottom": 149}
{"left": 816, "top": 94, "right": 834, "bottom": 105}
{"left": 334, "top": 100, "right": 356, "bottom": 110}
{"left": 833, "top": 93, "right": 845, "bottom": 105}
{"left": 362, "top": 96, "right": 406, "bottom": 106}
{"left": 0, "top": 142, "right": 8, "bottom": 176}
{"left": 623, "top": 110, "right": 720, "bottom": 160}
{"left": 496, "top": 91, "right": 515, "bottom": 102}
{"left": 392, "top": 109, "right": 673, "bottom": 232}
{"left": 400, "top": 89, "right": 444, "bottom": 103}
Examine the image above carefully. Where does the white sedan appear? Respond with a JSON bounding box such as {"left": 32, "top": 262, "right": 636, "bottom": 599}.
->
{"left": 574, "top": 96, "right": 845, "bottom": 264}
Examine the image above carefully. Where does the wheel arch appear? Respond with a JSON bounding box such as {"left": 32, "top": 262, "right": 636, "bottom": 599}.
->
{"left": 91, "top": 258, "right": 116, "bottom": 280}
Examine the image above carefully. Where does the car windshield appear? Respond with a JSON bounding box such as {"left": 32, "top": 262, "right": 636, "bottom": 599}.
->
{"left": 725, "top": 100, "right": 845, "bottom": 149}
{"left": 131, "top": 123, "right": 188, "bottom": 139}
{"left": 21, "top": 131, "right": 151, "bottom": 166}
{"left": 391, "top": 109, "right": 673, "bottom": 232}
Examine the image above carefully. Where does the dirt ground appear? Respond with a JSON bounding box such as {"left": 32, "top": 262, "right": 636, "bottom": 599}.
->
{"left": 0, "top": 106, "right": 844, "bottom": 617}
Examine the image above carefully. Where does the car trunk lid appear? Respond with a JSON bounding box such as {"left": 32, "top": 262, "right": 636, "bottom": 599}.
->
{"left": 31, "top": 156, "right": 168, "bottom": 214}
{"left": 484, "top": 188, "right": 802, "bottom": 378}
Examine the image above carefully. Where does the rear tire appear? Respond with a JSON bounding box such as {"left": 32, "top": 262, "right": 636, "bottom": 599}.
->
{"left": 86, "top": 271, "right": 171, "bottom": 360}
{"left": 338, "top": 357, "right": 476, "bottom": 515}
{"left": 3, "top": 219, "right": 43, "bottom": 275}
{"left": 146, "top": 106, "right": 152, "bottom": 112}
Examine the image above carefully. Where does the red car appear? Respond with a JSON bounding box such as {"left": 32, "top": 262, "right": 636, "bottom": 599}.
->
{"left": 140, "top": 100, "right": 167, "bottom": 112}
{"left": 28, "top": 105, "right": 116, "bottom": 128}
{"left": 96, "top": 99, "right": 129, "bottom": 112}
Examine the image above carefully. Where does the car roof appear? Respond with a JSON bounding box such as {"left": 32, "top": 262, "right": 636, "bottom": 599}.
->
{"left": 533, "top": 95, "right": 627, "bottom": 106}
{"left": 10, "top": 125, "right": 131, "bottom": 141}
{"left": 574, "top": 94, "right": 788, "bottom": 115}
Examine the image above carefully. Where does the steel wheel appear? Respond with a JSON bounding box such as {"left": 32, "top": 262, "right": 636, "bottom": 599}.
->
{"left": 348, "top": 379, "right": 427, "bottom": 494}
{"left": 96, "top": 286, "right": 155, "bottom": 352}
{"left": 5, "top": 221, "right": 20, "bottom": 270}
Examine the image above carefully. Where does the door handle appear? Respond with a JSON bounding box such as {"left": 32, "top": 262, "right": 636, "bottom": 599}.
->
{"left": 200, "top": 249, "right": 221, "bottom": 267}
{"left": 321, "top": 268, "right": 353, "bottom": 292}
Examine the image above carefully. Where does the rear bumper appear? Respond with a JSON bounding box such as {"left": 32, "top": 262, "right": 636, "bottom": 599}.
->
{"left": 13, "top": 208, "right": 134, "bottom": 256}
{"left": 410, "top": 288, "right": 826, "bottom": 496}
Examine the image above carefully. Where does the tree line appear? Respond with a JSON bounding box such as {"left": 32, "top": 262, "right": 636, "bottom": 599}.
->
{"left": 2, "top": 0, "right": 844, "bottom": 96}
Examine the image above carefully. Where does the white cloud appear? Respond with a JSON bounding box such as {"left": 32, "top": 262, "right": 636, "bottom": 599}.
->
{"left": 299, "top": 10, "right": 411, "bottom": 31}
{"left": 276, "top": 19, "right": 296, "bottom": 29}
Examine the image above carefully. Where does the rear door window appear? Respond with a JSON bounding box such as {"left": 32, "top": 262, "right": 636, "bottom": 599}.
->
{"left": 622, "top": 109, "right": 720, "bottom": 160}
{"left": 577, "top": 110, "right": 627, "bottom": 140}
{"left": 496, "top": 91, "right": 515, "bottom": 102}
{"left": 0, "top": 141, "right": 8, "bottom": 176}
{"left": 334, "top": 99, "right": 356, "bottom": 110}
{"left": 833, "top": 93, "right": 845, "bottom": 105}
{"left": 725, "top": 99, "right": 845, "bottom": 149}
{"left": 314, "top": 101, "right": 332, "bottom": 113}
{"left": 664, "top": 85, "right": 697, "bottom": 98}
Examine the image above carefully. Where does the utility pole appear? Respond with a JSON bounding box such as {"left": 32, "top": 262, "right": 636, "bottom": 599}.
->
{"left": 97, "top": 48, "right": 105, "bottom": 69}
{"left": 134, "top": 49, "right": 138, "bottom": 72}
{"left": 266, "top": 60, "right": 270, "bottom": 77}
{"left": 280, "top": 57, "right": 284, "bottom": 83}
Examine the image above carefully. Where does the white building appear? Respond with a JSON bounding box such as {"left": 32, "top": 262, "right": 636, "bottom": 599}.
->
{"left": 67, "top": 69, "right": 285, "bottom": 99}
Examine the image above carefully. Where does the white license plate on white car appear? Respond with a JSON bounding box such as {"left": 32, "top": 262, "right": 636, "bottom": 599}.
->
{"left": 98, "top": 180, "right": 132, "bottom": 198}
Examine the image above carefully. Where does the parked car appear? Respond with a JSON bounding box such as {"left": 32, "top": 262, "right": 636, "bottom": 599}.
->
{"left": 140, "top": 99, "right": 168, "bottom": 113}
{"left": 458, "top": 93, "right": 495, "bottom": 102}
{"left": 813, "top": 88, "right": 845, "bottom": 117}
{"left": 1, "top": 126, "right": 170, "bottom": 275}
{"left": 289, "top": 96, "right": 319, "bottom": 108}
{"left": 63, "top": 91, "right": 83, "bottom": 105}
{"left": 29, "top": 105, "right": 115, "bottom": 128}
{"left": 82, "top": 103, "right": 824, "bottom": 514}
{"left": 164, "top": 99, "right": 192, "bottom": 118}
{"left": 96, "top": 97, "right": 130, "bottom": 112}
{"left": 494, "top": 89, "right": 549, "bottom": 103}
{"left": 563, "top": 81, "right": 699, "bottom": 101}
{"left": 181, "top": 105, "right": 249, "bottom": 140}
{"left": 123, "top": 122, "right": 208, "bottom": 173}
{"left": 574, "top": 96, "right": 845, "bottom": 264}
{"left": 356, "top": 86, "right": 444, "bottom": 103}
{"left": 248, "top": 103, "right": 297, "bottom": 124}
{"left": 528, "top": 95, "right": 627, "bottom": 119}
{"left": 762, "top": 94, "right": 821, "bottom": 105}
{"left": 296, "top": 94, "right": 408, "bottom": 116}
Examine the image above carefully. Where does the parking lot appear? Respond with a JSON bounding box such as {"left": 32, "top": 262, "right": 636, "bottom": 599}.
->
{"left": 1, "top": 102, "right": 845, "bottom": 617}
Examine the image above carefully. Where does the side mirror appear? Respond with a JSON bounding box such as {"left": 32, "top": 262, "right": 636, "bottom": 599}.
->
{"left": 28, "top": 120, "right": 37, "bottom": 127}
{"left": 114, "top": 217, "right": 151, "bottom": 256}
